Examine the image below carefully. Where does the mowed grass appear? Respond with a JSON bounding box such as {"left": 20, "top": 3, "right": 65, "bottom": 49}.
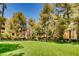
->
{"left": 0, "top": 44, "right": 22, "bottom": 54}
{"left": 0, "top": 41, "right": 79, "bottom": 56}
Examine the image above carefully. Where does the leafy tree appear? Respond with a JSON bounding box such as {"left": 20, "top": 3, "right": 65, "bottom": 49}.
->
{"left": 28, "top": 17, "right": 35, "bottom": 28}
{"left": 28, "top": 17, "right": 37, "bottom": 39}
{"left": 11, "top": 12, "right": 27, "bottom": 39}
{"left": 0, "top": 16, "right": 6, "bottom": 38}
{"left": 40, "top": 3, "right": 54, "bottom": 36}
{"left": 55, "top": 3, "right": 79, "bottom": 40}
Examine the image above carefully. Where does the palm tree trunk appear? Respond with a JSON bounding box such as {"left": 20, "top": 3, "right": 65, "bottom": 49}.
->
{"left": 2, "top": 3, "right": 4, "bottom": 17}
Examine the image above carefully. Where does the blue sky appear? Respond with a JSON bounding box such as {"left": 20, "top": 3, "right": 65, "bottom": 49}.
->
{"left": 0, "top": 3, "right": 43, "bottom": 21}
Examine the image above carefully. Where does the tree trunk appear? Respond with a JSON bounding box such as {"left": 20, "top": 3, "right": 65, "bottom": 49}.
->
{"left": 2, "top": 4, "right": 4, "bottom": 17}
{"left": 77, "top": 20, "right": 79, "bottom": 40}
{"left": 69, "top": 30, "right": 71, "bottom": 39}
{"left": 0, "top": 28, "right": 1, "bottom": 40}
{"left": 0, "top": 23, "right": 1, "bottom": 40}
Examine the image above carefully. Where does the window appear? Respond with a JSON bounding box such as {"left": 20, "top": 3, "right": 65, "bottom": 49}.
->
{"left": 12, "top": 33, "right": 14, "bottom": 35}
{"left": 1, "top": 27, "right": 5, "bottom": 30}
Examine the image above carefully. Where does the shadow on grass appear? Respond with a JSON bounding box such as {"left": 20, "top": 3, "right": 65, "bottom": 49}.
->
{"left": 0, "top": 44, "right": 23, "bottom": 54}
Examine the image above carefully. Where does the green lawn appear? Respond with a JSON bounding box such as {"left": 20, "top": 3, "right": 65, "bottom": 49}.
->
{"left": 0, "top": 41, "right": 79, "bottom": 56}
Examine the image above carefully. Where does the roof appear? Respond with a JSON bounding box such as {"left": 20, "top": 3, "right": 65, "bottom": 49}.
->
{"left": 64, "top": 21, "right": 77, "bottom": 31}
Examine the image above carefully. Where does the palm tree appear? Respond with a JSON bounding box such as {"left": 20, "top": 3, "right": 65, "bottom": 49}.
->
{"left": 0, "top": 3, "right": 7, "bottom": 17}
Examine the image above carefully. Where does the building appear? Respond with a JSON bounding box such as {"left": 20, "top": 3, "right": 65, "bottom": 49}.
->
{"left": 63, "top": 20, "right": 78, "bottom": 40}
{"left": 1, "top": 21, "right": 5, "bottom": 34}
{"left": 0, "top": 19, "right": 31, "bottom": 39}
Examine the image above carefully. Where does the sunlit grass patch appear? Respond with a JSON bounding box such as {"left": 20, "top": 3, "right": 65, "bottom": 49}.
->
{"left": 1, "top": 41, "right": 79, "bottom": 56}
